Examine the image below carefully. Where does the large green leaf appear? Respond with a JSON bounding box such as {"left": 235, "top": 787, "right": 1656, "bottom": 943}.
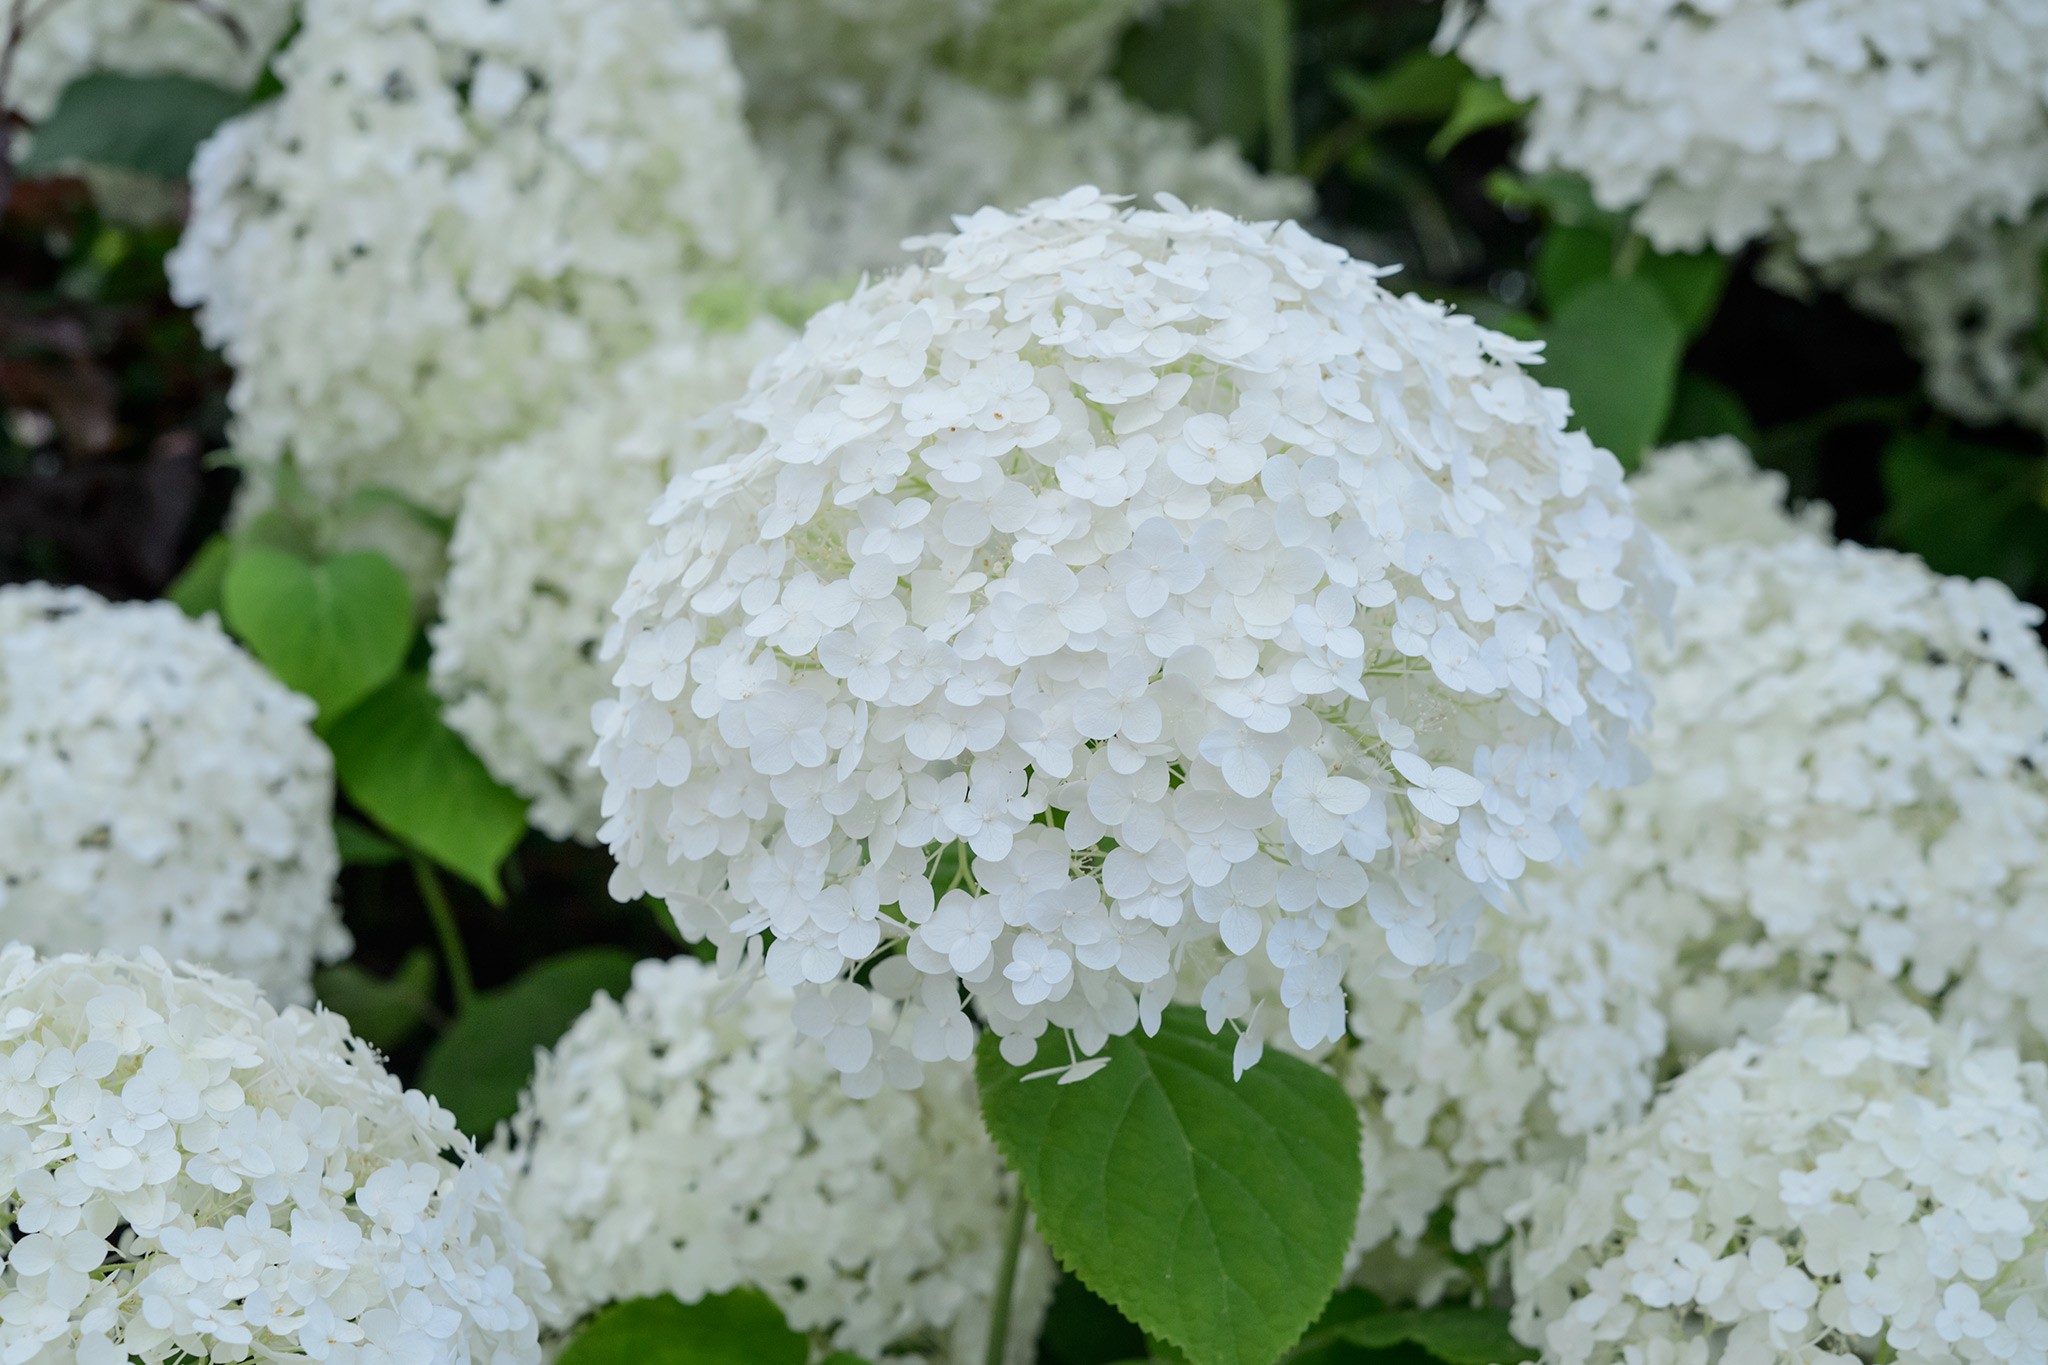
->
{"left": 324, "top": 673, "right": 528, "bottom": 900}
{"left": 1636, "top": 249, "right": 1728, "bottom": 340}
{"left": 976, "top": 1007, "right": 1362, "bottom": 1365}
{"left": 1426, "top": 77, "right": 1529, "bottom": 160}
{"left": 1881, "top": 433, "right": 2048, "bottom": 597}
{"left": 222, "top": 546, "right": 413, "bottom": 721}
{"left": 417, "top": 948, "right": 638, "bottom": 1136}
{"left": 1116, "top": 0, "right": 1266, "bottom": 150}
{"left": 1330, "top": 52, "right": 1466, "bottom": 129}
{"left": 315, "top": 948, "right": 437, "bottom": 1054}
{"left": 165, "top": 534, "right": 234, "bottom": 619}
{"left": 19, "top": 73, "right": 247, "bottom": 180}
{"left": 555, "top": 1291, "right": 812, "bottom": 1365}
{"left": 1539, "top": 276, "right": 1685, "bottom": 467}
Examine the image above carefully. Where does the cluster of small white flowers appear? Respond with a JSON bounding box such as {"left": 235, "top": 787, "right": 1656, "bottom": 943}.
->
{"left": 1840, "top": 214, "right": 2048, "bottom": 435}
{"left": 168, "top": 0, "right": 787, "bottom": 515}
{"left": 495, "top": 954, "right": 1050, "bottom": 1363}
{"left": 431, "top": 321, "right": 793, "bottom": 843}
{"left": 1584, "top": 526, "right": 2048, "bottom": 1059}
{"left": 1512, "top": 998, "right": 2048, "bottom": 1365}
{"left": 771, "top": 76, "right": 1313, "bottom": 279}
{"left": 1451, "top": 0, "right": 2048, "bottom": 263}
{"left": 595, "top": 190, "right": 1671, "bottom": 1083}
{"left": 0, "top": 584, "right": 345, "bottom": 1005}
{"left": 1339, "top": 869, "right": 1672, "bottom": 1277}
{"left": 0, "top": 945, "right": 548, "bottom": 1364}
{"left": 1625, "top": 438, "right": 1829, "bottom": 557}
{"left": 3, "top": 0, "right": 292, "bottom": 125}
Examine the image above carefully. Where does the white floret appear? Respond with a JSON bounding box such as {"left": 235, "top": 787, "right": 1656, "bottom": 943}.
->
{"left": 0, "top": 944, "right": 549, "bottom": 1365}
{"left": 168, "top": 0, "right": 789, "bottom": 515}
{"left": 1626, "top": 438, "right": 1830, "bottom": 556}
{"left": 431, "top": 321, "right": 794, "bottom": 842}
{"left": 594, "top": 189, "right": 1674, "bottom": 1085}
{"left": 0, "top": 584, "right": 345, "bottom": 1004}
{"left": 3, "top": 0, "right": 292, "bottom": 125}
{"left": 494, "top": 954, "right": 1050, "bottom": 1364}
{"left": 1452, "top": 0, "right": 2048, "bottom": 263}
{"left": 1512, "top": 998, "right": 2048, "bottom": 1365}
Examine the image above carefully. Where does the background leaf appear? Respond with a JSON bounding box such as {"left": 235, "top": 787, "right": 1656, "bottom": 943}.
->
{"left": 315, "top": 948, "right": 437, "bottom": 1053}
{"left": 1331, "top": 1308, "right": 1532, "bottom": 1365}
{"left": 976, "top": 1007, "right": 1362, "bottom": 1365}
{"left": 222, "top": 546, "right": 413, "bottom": 720}
{"left": 20, "top": 73, "right": 248, "bottom": 180}
{"left": 165, "top": 534, "right": 233, "bottom": 617}
{"left": 1882, "top": 433, "right": 2048, "bottom": 596}
{"left": 1426, "top": 77, "right": 1528, "bottom": 159}
{"left": 1116, "top": 0, "right": 1266, "bottom": 149}
{"left": 417, "top": 947, "right": 638, "bottom": 1136}
{"left": 555, "top": 1291, "right": 813, "bottom": 1365}
{"left": 324, "top": 673, "right": 528, "bottom": 900}
{"left": 1539, "top": 276, "right": 1685, "bottom": 466}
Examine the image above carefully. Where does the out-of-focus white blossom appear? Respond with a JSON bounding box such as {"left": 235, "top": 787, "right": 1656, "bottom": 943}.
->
{"left": 169, "top": 0, "right": 788, "bottom": 515}
{"left": 0, "top": 584, "right": 344, "bottom": 1004}
{"left": 4, "top": 0, "right": 292, "bottom": 125}
{"left": 771, "top": 76, "right": 1312, "bottom": 279}
{"left": 1625, "top": 438, "right": 1829, "bottom": 556}
{"left": 432, "top": 321, "right": 793, "bottom": 842}
{"left": 495, "top": 954, "right": 1050, "bottom": 1364}
{"left": 0, "top": 945, "right": 548, "bottom": 1365}
{"left": 1585, "top": 530, "right": 2048, "bottom": 1058}
{"left": 1841, "top": 215, "right": 2048, "bottom": 434}
{"left": 595, "top": 189, "right": 1672, "bottom": 1085}
{"left": 1452, "top": 0, "right": 2048, "bottom": 263}
{"left": 1340, "top": 872, "right": 1672, "bottom": 1280}
{"left": 1512, "top": 998, "right": 2048, "bottom": 1365}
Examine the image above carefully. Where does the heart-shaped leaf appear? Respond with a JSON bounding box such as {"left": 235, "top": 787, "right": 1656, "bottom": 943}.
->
{"left": 222, "top": 546, "right": 412, "bottom": 720}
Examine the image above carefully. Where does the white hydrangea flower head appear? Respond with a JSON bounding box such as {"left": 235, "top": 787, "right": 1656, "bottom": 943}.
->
{"left": 495, "top": 954, "right": 1051, "bottom": 1364}
{"left": 1451, "top": 0, "right": 2048, "bottom": 263}
{"left": 1511, "top": 998, "right": 2048, "bottom": 1365}
{"left": 0, "top": 944, "right": 548, "bottom": 1364}
{"left": 1339, "top": 870, "right": 1673, "bottom": 1280}
{"left": 1841, "top": 214, "right": 2048, "bottom": 435}
{"left": 1584, "top": 533, "right": 2048, "bottom": 1058}
{"left": 0, "top": 584, "right": 346, "bottom": 1005}
{"left": 3, "top": 0, "right": 292, "bottom": 125}
{"left": 1626, "top": 438, "right": 1830, "bottom": 556}
{"left": 168, "top": 0, "right": 787, "bottom": 515}
{"left": 595, "top": 189, "right": 1673, "bottom": 1083}
{"left": 771, "top": 76, "right": 1313, "bottom": 279}
{"left": 432, "top": 321, "right": 794, "bottom": 843}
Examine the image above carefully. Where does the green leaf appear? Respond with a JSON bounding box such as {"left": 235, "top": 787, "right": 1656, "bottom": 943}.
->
{"left": 1636, "top": 250, "right": 1728, "bottom": 340}
{"left": 315, "top": 949, "right": 437, "bottom": 1053}
{"left": 1116, "top": 0, "right": 1266, "bottom": 150}
{"left": 1881, "top": 433, "right": 2048, "bottom": 597}
{"left": 556, "top": 1291, "right": 811, "bottom": 1365}
{"left": 222, "top": 546, "right": 413, "bottom": 720}
{"left": 1484, "top": 170, "right": 1608, "bottom": 229}
{"left": 335, "top": 815, "right": 405, "bottom": 867}
{"left": 1426, "top": 77, "right": 1529, "bottom": 160}
{"left": 417, "top": 947, "right": 638, "bottom": 1137}
{"left": 324, "top": 674, "right": 528, "bottom": 900}
{"left": 19, "top": 73, "right": 248, "bottom": 180}
{"left": 1330, "top": 52, "right": 1467, "bottom": 128}
{"left": 1662, "top": 373, "right": 1759, "bottom": 449}
{"left": 165, "top": 534, "right": 234, "bottom": 618}
{"left": 976, "top": 1007, "right": 1362, "bottom": 1365}
{"left": 1533, "top": 225, "right": 1612, "bottom": 314}
{"left": 1041, "top": 1275, "right": 1151, "bottom": 1365}
{"left": 1333, "top": 1308, "right": 1532, "bottom": 1365}
{"left": 1539, "top": 276, "right": 1685, "bottom": 467}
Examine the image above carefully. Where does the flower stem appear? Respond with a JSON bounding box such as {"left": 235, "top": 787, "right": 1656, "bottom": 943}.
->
{"left": 410, "top": 853, "right": 476, "bottom": 1013}
{"left": 983, "top": 1180, "right": 1031, "bottom": 1365}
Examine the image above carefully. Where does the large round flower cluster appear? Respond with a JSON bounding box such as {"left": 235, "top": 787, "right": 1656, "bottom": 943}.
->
{"left": 3, "top": 0, "right": 292, "bottom": 125}
{"left": 1340, "top": 870, "right": 1672, "bottom": 1282}
{"left": 1593, "top": 529, "right": 2048, "bottom": 1059}
{"left": 495, "top": 955, "right": 1050, "bottom": 1363}
{"left": 431, "top": 321, "right": 793, "bottom": 843}
{"left": 1841, "top": 214, "right": 2048, "bottom": 435}
{"left": 0, "top": 945, "right": 548, "bottom": 1364}
{"left": 1624, "top": 438, "right": 1828, "bottom": 557}
{"left": 1511, "top": 998, "right": 2048, "bottom": 1365}
{"left": 772, "top": 76, "right": 1312, "bottom": 278}
{"left": 0, "top": 584, "right": 345, "bottom": 1004}
{"left": 1451, "top": 0, "right": 2048, "bottom": 262}
{"left": 168, "top": 0, "right": 786, "bottom": 515}
{"left": 595, "top": 190, "right": 1671, "bottom": 1080}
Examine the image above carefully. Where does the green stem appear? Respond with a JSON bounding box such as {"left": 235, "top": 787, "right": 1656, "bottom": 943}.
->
{"left": 410, "top": 854, "right": 476, "bottom": 1013}
{"left": 1261, "top": 0, "right": 1296, "bottom": 174}
{"left": 984, "top": 1182, "right": 1031, "bottom": 1365}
